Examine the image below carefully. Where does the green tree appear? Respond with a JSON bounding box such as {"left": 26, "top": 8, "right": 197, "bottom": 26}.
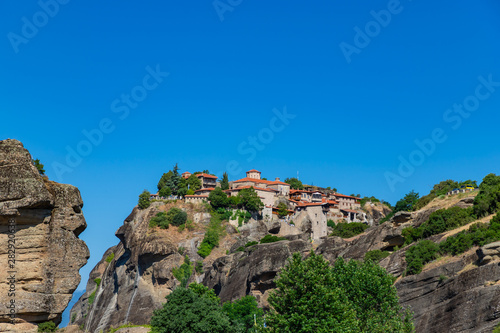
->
{"left": 394, "top": 190, "right": 419, "bottom": 213}
{"left": 238, "top": 187, "right": 264, "bottom": 212}
{"left": 150, "top": 287, "right": 233, "bottom": 333}
{"left": 209, "top": 187, "right": 229, "bottom": 209}
{"left": 187, "top": 174, "right": 202, "bottom": 191}
{"left": 223, "top": 295, "right": 264, "bottom": 332}
{"left": 38, "top": 321, "right": 57, "bottom": 332}
{"left": 267, "top": 251, "right": 414, "bottom": 333}
{"left": 138, "top": 190, "right": 151, "bottom": 209}
{"left": 157, "top": 171, "right": 173, "bottom": 191}
{"left": 473, "top": 173, "right": 500, "bottom": 217}
{"left": 33, "top": 158, "right": 45, "bottom": 175}
{"left": 277, "top": 202, "right": 289, "bottom": 218}
{"left": 188, "top": 283, "right": 220, "bottom": 303}
{"left": 167, "top": 207, "right": 188, "bottom": 226}
{"left": 221, "top": 172, "right": 230, "bottom": 190}
{"left": 284, "top": 177, "right": 303, "bottom": 190}
{"left": 166, "top": 163, "right": 182, "bottom": 195}
{"left": 172, "top": 256, "right": 193, "bottom": 287}
{"left": 159, "top": 186, "right": 172, "bottom": 198}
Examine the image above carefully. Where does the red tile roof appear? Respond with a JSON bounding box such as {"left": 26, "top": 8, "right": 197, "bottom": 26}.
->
{"left": 333, "top": 193, "right": 361, "bottom": 200}
{"left": 185, "top": 195, "right": 209, "bottom": 198}
{"left": 196, "top": 173, "right": 218, "bottom": 179}
{"left": 290, "top": 189, "right": 313, "bottom": 194}
{"left": 233, "top": 177, "right": 289, "bottom": 186}
{"left": 194, "top": 188, "right": 215, "bottom": 193}
{"left": 296, "top": 202, "right": 325, "bottom": 207}
{"left": 247, "top": 169, "right": 261, "bottom": 173}
{"left": 229, "top": 186, "right": 278, "bottom": 193}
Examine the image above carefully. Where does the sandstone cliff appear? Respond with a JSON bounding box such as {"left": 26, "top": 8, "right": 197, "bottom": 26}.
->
{"left": 0, "top": 139, "right": 89, "bottom": 332}
{"left": 74, "top": 181, "right": 500, "bottom": 333}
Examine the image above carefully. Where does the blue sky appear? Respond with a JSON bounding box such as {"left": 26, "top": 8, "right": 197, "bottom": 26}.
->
{"left": 1, "top": 0, "right": 500, "bottom": 325}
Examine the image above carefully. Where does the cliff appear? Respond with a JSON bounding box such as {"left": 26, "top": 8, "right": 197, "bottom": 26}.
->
{"left": 74, "top": 180, "right": 500, "bottom": 333}
{"left": 0, "top": 139, "right": 89, "bottom": 332}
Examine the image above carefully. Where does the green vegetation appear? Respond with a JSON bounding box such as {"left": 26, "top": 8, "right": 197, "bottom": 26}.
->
{"left": 197, "top": 212, "right": 225, "bottom": 258}
{"left": 235, "top": 241, "right": 259, "bottom": 252}
{"left": 150, "top": 284, "right": 233, "bottom": 333}
{"left": 71, "top": 313, "right": 76, "bottom": 324}
{"left": 238, "top": 187, "right": 264, "bottom": 212}
{"left": 222, "top": 295, "right": 264, "bottom": 332}
{"left": 195, "top": 260, "right": 203, "bottom": 274}
{"left": 33, "top": 158, "right": 45, "bottom": 175}
{"left": 221, "top": 172, "right": 230, "bottom": 190}
{"left": 364, "top": 249, "right": 390, "bottom": 263}
{"left": 105, "top": 252, "right": 115, "bottom": 263}
{"left": 38, "top": 321, "right": 57, "bottom": 332}
{"left": 413, "top": 179, "right": 477, "bottom": 211}
{"left": 138, "top": 190, "right": 151, "bottom": 209}
{"left": 402, "top": 207, "right": 475, "bottom": 244}
{"left": 405, "top": 213, "right": 500, "bottom": 275}
{"left": 330, "top": 222, "right": 369, "bottom": 238}
{"left": 94, "top": 278, "right": 101, "bottom": 287}
{"left": 260, "top": 234, "right": 286, "bottom": 244}
{"left": 493, "top": 323, "right": 500, "bottom": 333}
{"left": 172, "top": 256, "right": 193, "bottom": 288}
{"left": 157, "top": 164, "right": 202, "bottom": 198}
{"left": 209, "top": 187, "right": 230, "bottom": 209}
{"left": 284, "top": 177, "right": 303, "bottom": 190}
{"left": 149, "top": 208, "right": 188, "bottom": 229}
{"left": 267, "top": 251, "right": 414, "bottom": 332}
{"left": 88, "top": 290, "right": 96, "bottom": 305}
{"left": 327, "top": 219, "right": 335, "bottom": 228}
{"left": 359, "top": 196, "right": 380, "bottom": 206}
{"left": 276, "top": 202, "right": 289, "bottom": 218}
{"left": 473, "top": 173, "right": 500, "bottom": 218}
{"left": 106, "top": 324, "right": 151, "bottom": 333}
{"left": 380, "top": 190, "right": 420, "bottom": 223}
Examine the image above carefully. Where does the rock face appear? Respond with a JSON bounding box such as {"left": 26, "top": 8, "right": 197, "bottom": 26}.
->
{"left": 0, "top": 139, "right": 89, "bottom": 331}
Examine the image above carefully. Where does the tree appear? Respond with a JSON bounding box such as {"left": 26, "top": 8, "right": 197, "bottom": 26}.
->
{"left": 166, "top": 164, "right": 182, "bottom": 195}
{"left": 187, "top": 174, "right": 202, "bottom": 191}
{"left": 209, "top": 187, "right": 229, "bottom": 209}
{"left": 32, "top": 158, "right": 45, "bottom": 175}
{"left": 238, "top": 187, "right": 264, "bottom": 212}
{"left": 138, "top": 190, "right": 151, "bottom": 209}
{"left": 221, "top": 172, "right": 230, "bottom": 190}
{"left": 166, "top": 207, "right": 188, "bottom": 226}
{"left": 172, "top": 256, "right": 193, "bottom": 287}
{"left": 159, "top": 186, "right": 172, "bottom": 197}
{"left": 223, "top": 295, "right": 264, "bottom": 332}
{"left": 188, "top": 283, "right": 219, "bottom": 303}
{"left": 284, "top": 177, "right": 303, "bottom": 190}
{"left": 150, "top": 287, "right": 233, "bottom": 333}
{"left": 394, "top": 190, "right": 419, "bottom": 213}
{"left": 277, "top": 202, "right": 289, "bottom": 218}
{"left": 267, "top": 251, "right": 414, "bottom": 333}
{"left": 157, "top": 171, "right": 173, "bottom": 191}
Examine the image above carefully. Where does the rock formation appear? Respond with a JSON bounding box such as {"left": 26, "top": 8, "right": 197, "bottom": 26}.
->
{"left": 0, "top": 139, "right": 89, "bottom": 332}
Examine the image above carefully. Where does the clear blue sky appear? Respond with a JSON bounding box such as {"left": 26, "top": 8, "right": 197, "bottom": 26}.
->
{"left": 1, "top": 0, "right": 500, "bottom": 318}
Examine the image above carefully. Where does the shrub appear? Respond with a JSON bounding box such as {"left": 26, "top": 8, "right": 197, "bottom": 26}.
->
{"left": 330, "top": 222, "right": 369, "bottom": 238}
{"left": 364, "top": 250, "right": 390, "bottom": 263}
{"left": 88, "top": 290, "right": 96, "bottom": 305}
{"left": 195, "top": 260, "right": 203, "bottom": 274}
{"left": 138, "top": 190, "right": 151, "bottom": 209}
{"left": 197, "top": 242, "right": 213, "bottom": 258}
{"left": 327, "top": 219, "right": 335, "bottom": 228}
{"left": 38, "top": 321, "right": 57, "bottom": 332}
{"left": 405, "top": 240, "right": 439, "bottom": 275}
{"left": 245, "top": 241, "right": 258, "bottom": 247}
{"left": 185, "top": 220, "right": 195, "bottom": 231}
{"left": 260, "top": 234, "right": 286, "bottom": 244}
{"left": 105, "top": 252, "right": 114, "bottom": 263}
{"left": 172, "top": 256, "right": 193, "bottom": 287}
{"left": 178, "top": 246, "right": 185, "bottom": 255}
{"left": 167, "top": 207, "right": 188, "bottom": 226}
{"left": 473, "top": 173, "right": 500, "bottom": 217}
{"left": 149, "top": 211, "right": 170, "bottom": 229}
{"left": 94, "top": 278, "right": 101, "bottom": 287}
{"left": 71, "top": 313, "right": 76, "bottom": 324}
{"left": 197, "top": 212, "right": 224, "bottom": 258}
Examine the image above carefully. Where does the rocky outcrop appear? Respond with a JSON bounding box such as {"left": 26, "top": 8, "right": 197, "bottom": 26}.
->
{"left": 363, "top": 201, "right": 392, "bottom": 224}
{"left": 0, "top": 139, "right": 89, "bottom": 331}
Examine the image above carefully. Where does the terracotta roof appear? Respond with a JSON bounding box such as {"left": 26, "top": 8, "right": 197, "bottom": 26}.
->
{"left": 194, "top": 188, "right": 215, "bottom": 193}
{"left": 333, "top": 193, "right": 361, "bottom": 200}
{"left": 196, "top": 173, "right": 218, "bottom": 179}
{"left": 247, "top": 169, "right": 261, "bottom": 173}
{"left": 185, "top": 195, "right": 209, "bottom": 198}
{"left": 233, "top": 177, "right": 289, "bottom": 186}
{"left": 290, "top": 189, "right": 313, "bottom": 194}
{"left": 341, "top": 208, "right": 358, "bottom": 213}
{"left": 182, "top": 172, "right": 191, "bottom": 175}
{"left": 296, "top": 202, "right": 325, "bottom": 207}
{"left": 229, "top": 186, "right": 278, "bottom": 193}
{"left": 327, "top": 200, "right": 339, "bottom": 205}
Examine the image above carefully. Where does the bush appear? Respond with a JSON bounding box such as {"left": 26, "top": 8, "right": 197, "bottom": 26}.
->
{"left": 138, "top": 190, "right": 151, "bottom": 209}
{"left": 149, "top": 211, "right": 170, "bottom": 229}
{"left": 327, "top": 219, "right": 335, "bottom": 228}
{"left": 105, "top": 252, "right": 114, "bottom": 263}
{"left": 195, "top": 260, "right": 204, "bottom": 274}
{"left": 172, "top": 256, "right": 193, "bottom": 287}
{"left": 364, "top": 250, "right": 390, "bottom": 263}
{"left": 245, "top": 241, "right": 258, "bottom": 247}
{"left": 38, "top": 321, "right": 57, "bottom": 332}
{"left": 473, "top": 173, "right": 500, "bottom": 217}
{"left": 197, "top": 242, "right": 213, "bottom": 258}
{"left": 405, "top": 240, "right": 439, "bottom": 275}
{"left": 260, "top": 235, "right": 286, "bottom": 244}
{"left": 168, "top": 207, "right": 188, "bottom": 226}
{"left": 94, "top": 278, "right": 101, "bottom": 287}
{"left": 88, "top": 290, "right": 96, "bottom": 305}
{"left": 330, "top": 222, "right": 369, "bottom": 238}
{"left": 197, "top": 212, "right": 225, "bottom": 258}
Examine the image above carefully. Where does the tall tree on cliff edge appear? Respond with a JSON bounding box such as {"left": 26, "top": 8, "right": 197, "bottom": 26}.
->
{"left": 221, "top": 172, "right": 230, "bottom": 190}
